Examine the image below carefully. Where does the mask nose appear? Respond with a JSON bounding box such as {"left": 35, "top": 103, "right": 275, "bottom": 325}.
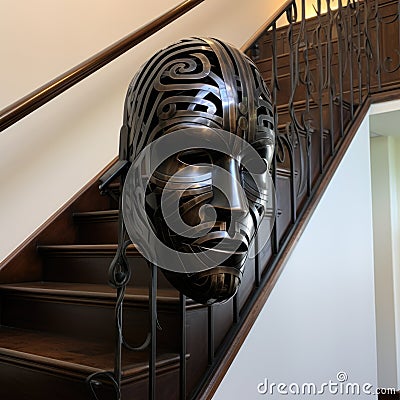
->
{"left": 210, "top": 156, "right": 249, "bottom": 220}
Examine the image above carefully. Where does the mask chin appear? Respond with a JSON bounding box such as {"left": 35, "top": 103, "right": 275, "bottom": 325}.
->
{"left": 162, "top": 266, "right": 243, "bottom": 305}
{"left": 160, "top": 242, "right": 247, "bottom": 305}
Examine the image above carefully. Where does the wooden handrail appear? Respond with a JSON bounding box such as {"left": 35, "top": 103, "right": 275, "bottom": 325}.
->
{"left": 241, "top": 0, "right": 295, "bottom": 52}
{"left": 0, "top": 0, "right": 204, "bottom": 133}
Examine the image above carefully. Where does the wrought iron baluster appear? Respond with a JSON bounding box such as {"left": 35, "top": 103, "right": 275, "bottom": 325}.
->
{"left": 374, "top": 0, "right": 382, "bottom": 89}
{"left": 347, "top": 0, "right": 356, "bottom": 119}
{"left": 284, "top": 0, "right": 315, "bottom": 218}
{"left": 326, "top": 0, "right": 336, "bottom": 155}
{"left": 179, "top": 293, "right": 187, "bottom": 400}
{"left": 250, "top": 42, "right": 260, "bottom": 61}
{"left": 336, "top": 0, "right": 345, "bottom": 137}
{"left": 86, "top": 172, "right": 156, "bottom": 400}
{"left": 271, "top": 20, "right": 280, "bottom": 255}
{"left": 149, "top": 263, "right": 157, "bottom": 400}
{"left": 312, "top": 0, "right": 327, "bottom": 174}
{"left": 364, "top": 0, "right": 374, "bottom": 97}
{"left": 355, "top": 0, "right": 363, "bottom": 105}
{"left": 207, "top": 306, "right": 215, "bottom": 365}
{"left": 293, "top": 0, "right": 310, "bottom": 201}
{"left": 271, "top": 148, "right": 279, "bottom": 255}
{"left": 288, "top": 126, "right": 297, "bottom": 225}
{"left": 287, "top": 0, "right": 300, "bottom": 224}
{"left": 110, "top": 175, "right": 131, "bottom": 395}
{"left": 233, "top": 293, "right": 240, "bottom": 323}
{"left": 302, "top": 31, "right": 312, "bottom": 196}
{"left": 254, "top": 234, "right": 260, "bottom": 287}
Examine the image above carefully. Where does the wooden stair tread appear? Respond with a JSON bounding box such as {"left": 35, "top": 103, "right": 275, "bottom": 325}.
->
{"left": 73, "top": 209, "right": 119, "bottom": 222}
{"left": 0, "top": 281, "right": 181, "bottom": 303}
{"left": 38, "top": 243, "right": 140, "bottom": 256}
{"left": 0, "top": 326, "right": 179, "bottom": 378}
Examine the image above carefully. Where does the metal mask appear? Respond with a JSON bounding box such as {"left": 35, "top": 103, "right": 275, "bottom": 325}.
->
{"left": 121, "top": 37, "right": 275, "bottom": 305}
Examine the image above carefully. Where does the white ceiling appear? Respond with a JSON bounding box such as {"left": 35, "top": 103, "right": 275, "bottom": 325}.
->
{"left": 370, "top": 110, "right": 400, "bottom": 137}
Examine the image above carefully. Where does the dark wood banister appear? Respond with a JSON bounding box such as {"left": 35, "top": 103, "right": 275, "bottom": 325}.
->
{"left": 0, "top": 0, "right": 204, "bottom": 133}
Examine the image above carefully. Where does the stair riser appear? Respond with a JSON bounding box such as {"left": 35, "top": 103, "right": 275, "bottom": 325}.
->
{"left": 0, "top": 362, "right": 91, "bottom": 400}
{"left": 1, "top": 294, "right": 183, "bottom": 351}
{"left": 76, "top": 219, "right": 118, "bottom": 244}
{"left": 42, "top": 254, "right": 173, "bottom": 289}
{"left": 0, "top": 359, "right": 180, "bottom": 400}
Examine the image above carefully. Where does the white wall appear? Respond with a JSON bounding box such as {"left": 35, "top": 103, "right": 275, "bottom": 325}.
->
{"left": 395, "top": 137, "right": 400, "bottom": 387}
{"left": 0, "top": 0, "right": 284, "bottom": 262}
{"left": 213, "top": 115, "right": 378, "bottom": 399}
{"left": 370, "top": 102, "right": 400, "bottom": 389}
{"left": 369, "top": 95, "right": 400, "bottom": 389}
{"left": 388, "top": 137, "right": 400, "bottom": 388}
{"left": 370, "top": 135, "right": 399, "bottom": 389}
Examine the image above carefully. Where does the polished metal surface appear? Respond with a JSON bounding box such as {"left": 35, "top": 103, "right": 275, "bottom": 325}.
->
{"left": 120, "top": 37, "right": 275, "bottom": 305}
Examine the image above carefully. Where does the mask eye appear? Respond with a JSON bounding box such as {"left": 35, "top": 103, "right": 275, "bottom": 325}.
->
{"left": 178, "top": 150, "right": 212, "bottom": 166}
{"left": 240, "top": 167, "right": 257, "bottom": 191}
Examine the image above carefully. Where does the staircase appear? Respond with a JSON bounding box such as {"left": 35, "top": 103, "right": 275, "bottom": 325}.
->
{"left": 0, "top": 184, "right": 190, "bottom": 399}
{"left": 1, "top": 0, "right": 400, "bottom": 398}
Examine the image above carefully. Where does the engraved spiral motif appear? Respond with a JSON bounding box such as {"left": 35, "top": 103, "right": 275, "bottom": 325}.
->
{"left": 123, "top": 38, "right": 274, "bottom": 158}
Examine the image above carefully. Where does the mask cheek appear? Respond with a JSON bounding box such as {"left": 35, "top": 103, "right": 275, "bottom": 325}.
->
{"left": 147, "top": 182, "right": 215, "bottom": 245}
